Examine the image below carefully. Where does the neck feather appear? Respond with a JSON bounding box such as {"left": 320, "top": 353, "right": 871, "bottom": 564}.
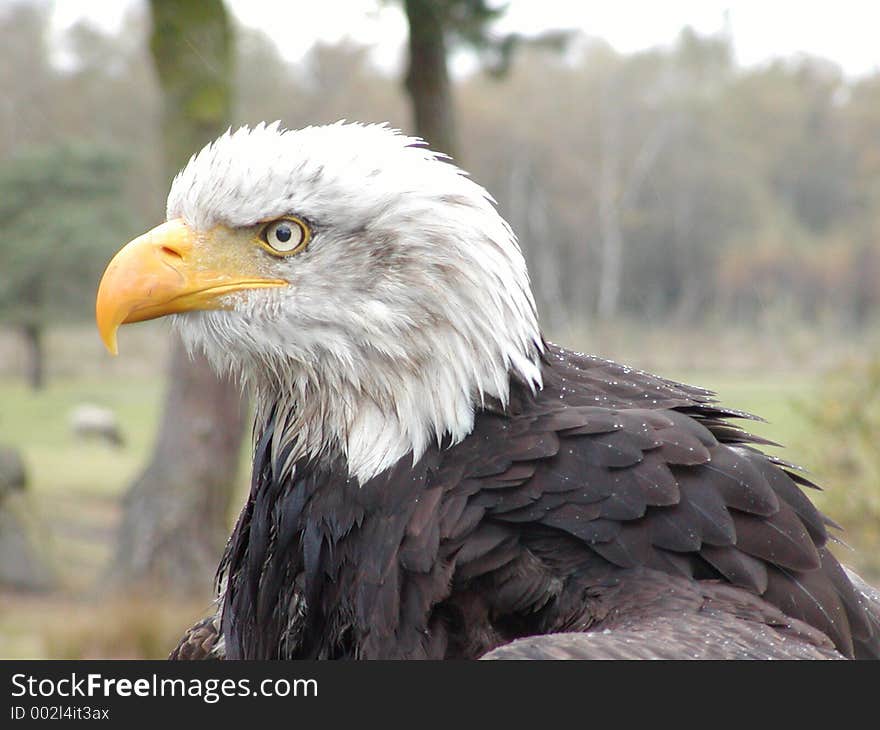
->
{"left": 249, "top": 334, "right": 543, "bottom": 484}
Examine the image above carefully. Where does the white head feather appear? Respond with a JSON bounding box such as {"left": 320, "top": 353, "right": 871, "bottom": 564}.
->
{"left": 168, "top": 122, "right": 543, "bottom": 482}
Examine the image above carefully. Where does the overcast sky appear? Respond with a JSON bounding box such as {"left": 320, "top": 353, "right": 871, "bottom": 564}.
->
{"left": 45, "top": 0, "right": 880, "bottom": 78}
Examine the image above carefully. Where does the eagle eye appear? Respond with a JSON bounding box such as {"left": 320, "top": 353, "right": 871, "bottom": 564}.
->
{"left": 259, "top": 217, "right": 309, "bottom": 256}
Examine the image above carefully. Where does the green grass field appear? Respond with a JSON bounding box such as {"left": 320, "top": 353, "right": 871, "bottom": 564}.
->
{"left": 0, "top": 326, "right": 878, "bottom": 658}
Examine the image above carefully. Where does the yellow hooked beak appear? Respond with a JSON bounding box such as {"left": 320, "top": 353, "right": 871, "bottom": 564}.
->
{"left": 96, "top": 218, "right": 287, "bottom": 355}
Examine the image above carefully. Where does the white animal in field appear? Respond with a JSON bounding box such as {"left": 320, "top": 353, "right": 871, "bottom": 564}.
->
{"left": 69, "top": 404, "right": 124, "bottom": 448}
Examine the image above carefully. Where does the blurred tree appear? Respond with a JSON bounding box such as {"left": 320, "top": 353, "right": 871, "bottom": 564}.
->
{"left": 0, "top": 443, "right": 55, "bottom": 590}
{"left": 233, "top": 28, "right": 407, "bottom": 131}
{"left": 400, "top": 0, "right": 577, "bottom": 330}
{"left": 797, "top": 358, "right": 880, "bottom": 582}
{"left": 403, "top": 0, "right": 459, "bottom": 156}
{"left": 0, "top": 143, "right": 132, "bottom": 388}
{"left": 0, "top": 2, "right": 56, "bottom": 153}
{"left": 402, "top": 0, "right": 513, "bottom": 157}
{"left": 110, "top": 0, "right": 246, "bottom": 596}
{"left": 3, "top": 5, "right": 877, "bottom": 338}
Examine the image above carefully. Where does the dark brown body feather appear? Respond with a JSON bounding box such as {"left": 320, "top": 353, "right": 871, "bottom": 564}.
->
{"left": 172, "top": 344, "right": 880, "bottom": 660}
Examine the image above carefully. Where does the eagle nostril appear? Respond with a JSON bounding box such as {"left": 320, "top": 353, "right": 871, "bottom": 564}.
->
{"left": 160, "top": 245, "right": 183, "bottom": 261}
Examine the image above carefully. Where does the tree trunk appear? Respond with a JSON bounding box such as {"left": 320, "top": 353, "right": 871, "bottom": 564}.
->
{"left": 0, "top": 444, "right": 55, "bottom": 591}
{"left": 595, "top": 76, "right": 676, "bottom": 320}
{"left": 403, "top": 0, "right": 457, "bottom": 158}
{"left": 112, "top": 343, "right": 245, "bottom": 593}
{"left": 110, "top": 0, "right": 245, "bottom": 596}
{"left": 20, "top": 322, "right": 44, "bottom": 391}
{"left": 507, "top": 155, "right": 567, "bottom": 332}
{"left": 596, "top": 76, "right": 623, "bottom": 320}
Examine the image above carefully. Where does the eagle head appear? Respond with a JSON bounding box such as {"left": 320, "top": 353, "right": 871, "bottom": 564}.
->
{"left": 96, "top": 122, "right": 542, "bottom": 480}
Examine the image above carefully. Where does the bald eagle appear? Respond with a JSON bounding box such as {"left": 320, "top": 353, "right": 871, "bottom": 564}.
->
{"left": 97, "top": 122, "right": 880, "bottom": 660}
